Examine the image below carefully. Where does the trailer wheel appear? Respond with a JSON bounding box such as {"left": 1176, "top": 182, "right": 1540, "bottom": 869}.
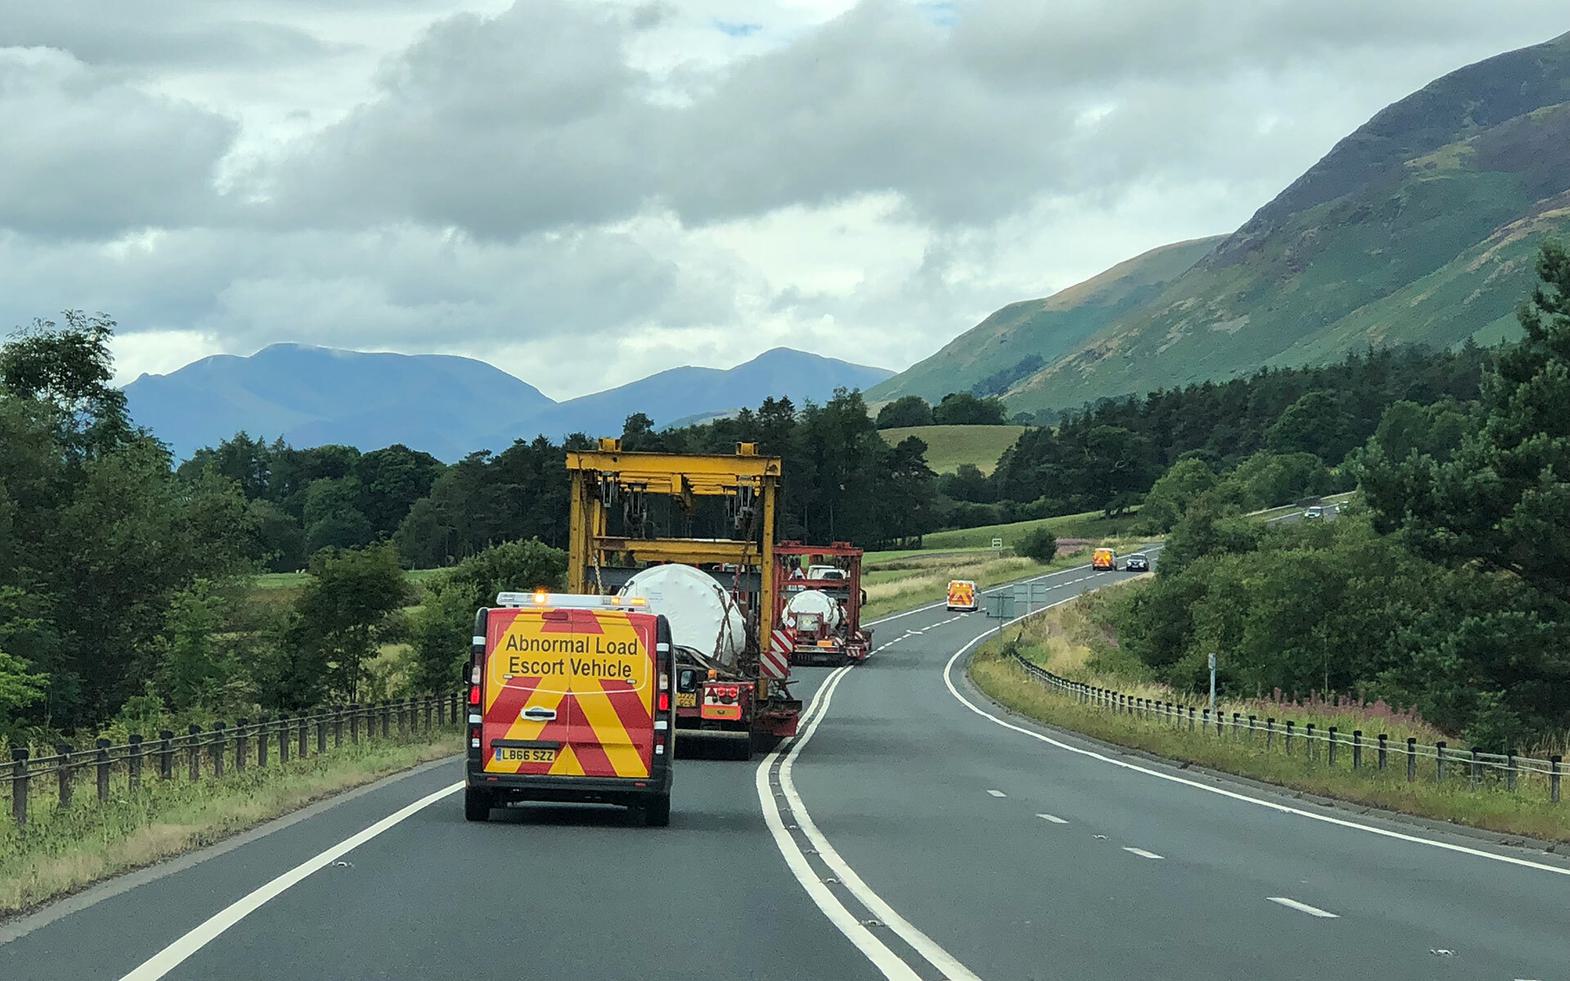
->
{"left": 643, "top": 793, "right": 671, "bottom": 827}
{"left": 463, "top": 787, "right": 493, "bottom": 823}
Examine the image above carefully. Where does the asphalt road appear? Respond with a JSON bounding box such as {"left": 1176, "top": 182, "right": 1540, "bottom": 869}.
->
{"left": 4, "top": 554, "right": 1567, "bottom": 980}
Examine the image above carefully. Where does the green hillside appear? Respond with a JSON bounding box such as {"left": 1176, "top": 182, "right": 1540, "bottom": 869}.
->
{"left": 867, "top": 237, "right": 1222, "bottom": 403}
{"left": 876, "top": 31, "right": 1570, "bottom": 415}
{"left": 878, "top": 424, "right": 1025, "bottom": 474}
{"left": 1003, "top": 31, "right": 1570, "bottom": 412}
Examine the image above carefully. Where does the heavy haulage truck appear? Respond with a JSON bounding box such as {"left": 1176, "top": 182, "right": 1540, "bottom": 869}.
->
{"left": 563, "top": 439, "right": 807, "bottom": 761}
{"left": 776, "top": 541, "right": 873, "bottom": 667}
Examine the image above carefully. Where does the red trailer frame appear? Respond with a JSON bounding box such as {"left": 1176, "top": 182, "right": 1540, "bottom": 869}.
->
{"left": 772, "top": 541, "right": 874, "bottom": 666}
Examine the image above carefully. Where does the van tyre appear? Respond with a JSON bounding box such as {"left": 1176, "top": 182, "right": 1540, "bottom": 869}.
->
{"left": 643, "top": 793, "right": 671, "bottom": 827}
{"left": 464, "top": 787, "right": 492, "bottom": 822}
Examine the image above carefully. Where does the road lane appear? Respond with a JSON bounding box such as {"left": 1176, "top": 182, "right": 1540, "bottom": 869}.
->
{"left": 6, "top": 550, "right": 1565, "bottom": 981}
{"left": 788, "top": 562, "right": 1570, "bottom": 980}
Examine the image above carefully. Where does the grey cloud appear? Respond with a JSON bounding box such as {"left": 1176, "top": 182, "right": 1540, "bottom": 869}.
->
{"left": 0, "top": 3, "right": 341, "bottom": 70}
{"left": 256, "top": 0, "right": 1570, "bottom": 239}
{"left": 0, "top": 49, "right": 236, "bottom": 237}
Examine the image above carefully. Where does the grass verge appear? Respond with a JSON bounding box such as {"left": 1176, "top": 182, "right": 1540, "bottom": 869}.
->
{"left": 862, "top": 550, "right": 1091, "bottom": 622}
{"left": 969, "top": 641, "right": 1570, "bottom": 843}
{"left": 0, "top": 733, "right": 458, "bottom": 917}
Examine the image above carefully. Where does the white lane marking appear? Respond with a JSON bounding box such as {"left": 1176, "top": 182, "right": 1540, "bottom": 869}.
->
{"left": 754, "top": 669, "right": 920, "bottom": 980}
{"left": 1123, "top": 847, "right": 1164, "bottom": 860}
{"left": 939, "top": 603, "right": 1570, "bottom": 880}
{"left": 986, "top": 789, "right": 1007, "bottom": 798}
{"left": 1036, "top": 813, "right": 1068, "bottom": 824}
{"left": 762, "top": 667, "right": 982, "bottom": 981}
{"left": 1267, "top": 897, "right": 1338, "bottom": 919}
{"left": 121, "top": 781, "right": 463, "bottom": 980}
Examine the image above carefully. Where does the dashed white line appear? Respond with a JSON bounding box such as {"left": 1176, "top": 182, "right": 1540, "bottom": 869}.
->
{"left": 1035, "top": 813, "right": 1068, "bottom": 825}
{"left": 1122, "top": 847, "right": 1164, "bottom": 860}
{"left": 986, "top": 789, "right": 1007, "bottom": 798}
{"left": 1266, "top": 897, "right": 1339, "bottom": 919}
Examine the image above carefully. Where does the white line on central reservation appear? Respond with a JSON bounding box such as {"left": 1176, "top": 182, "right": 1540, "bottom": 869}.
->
{"left": 1036, "top": 813, "right": 1069, "bottom": 824}
{"left": 1123, "top": 847, "right": 1164, "bottom": 860}
{"left": 759, "top": 664, "right": 983, "bottom": 981}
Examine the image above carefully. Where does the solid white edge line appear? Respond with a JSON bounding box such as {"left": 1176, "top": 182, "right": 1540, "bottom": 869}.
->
{"left": 1122, "top": 847, "right": 1164, "bottom": 860}
{"left": 939, "top": 602, "right": 1570, "bottom": 880}
{"left": 1266, "top": 897, "right": 1339, "bottom": 918}
{"left": 121, "top": 780, "right": 464, "bottom": 980}
{"left": 776, "top": 666, "right": 984, "bottom": 981}
{"left": 756, "top": 667, "right": 923, "bottom": 981}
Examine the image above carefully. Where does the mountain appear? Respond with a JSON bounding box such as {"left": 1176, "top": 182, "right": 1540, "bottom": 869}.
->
{"left": 124, "top": 343, "right": 892, "bottom": 460}
{"left": 124, "top": 344, "right": 554, "bottom": 461}
{"left": 878, "top": 31, "right": 1570, "bottom": 415}
{"left": 485, "top": 347, "right": 893, "bottom": 445}
{"left": 868, "top": 236, "right": 1222, "bottom": 403}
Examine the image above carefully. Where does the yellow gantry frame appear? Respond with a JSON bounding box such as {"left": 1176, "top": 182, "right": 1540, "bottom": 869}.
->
{"left": 566, "top": 438, "right": 781, "bottom": 650}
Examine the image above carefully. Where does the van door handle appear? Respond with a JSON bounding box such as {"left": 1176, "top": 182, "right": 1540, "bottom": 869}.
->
{"left": 521, "top": 707, "right": 556, "bottom": 721}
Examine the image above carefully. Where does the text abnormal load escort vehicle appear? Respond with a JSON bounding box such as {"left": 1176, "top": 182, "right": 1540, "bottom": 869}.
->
{"left": 465, "top": 591, "right": 675, "bottom": 826}
{"left": 946, "top": 579, "right": 979, "bottom": 612}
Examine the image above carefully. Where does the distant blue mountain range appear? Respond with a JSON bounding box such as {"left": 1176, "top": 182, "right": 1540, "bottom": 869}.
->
{"left": 123, "top": 343, "right": 893, "bottom": 460}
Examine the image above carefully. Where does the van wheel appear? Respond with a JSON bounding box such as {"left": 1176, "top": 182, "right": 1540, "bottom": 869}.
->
{"left": 464, "top": 788, "right": 492, "bottom": 822}
{"left": 643, "top": 794, "right": 671, "bottom": 827}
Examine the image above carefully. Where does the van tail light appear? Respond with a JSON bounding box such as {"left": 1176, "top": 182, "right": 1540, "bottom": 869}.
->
{"left": 468, "top": 685, "right": 480, "bottom": 705}
{"left": 468, "top": 662, "right": 481, "bottom": 704}
{"left": 658, "top": 691, "right": 670, "bottom": 712}
{"left": 468, "top": 725, "right": 481, "bottom": 749}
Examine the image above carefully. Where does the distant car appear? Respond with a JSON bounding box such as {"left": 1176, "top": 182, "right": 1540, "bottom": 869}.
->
{"left": 807, "top": 565, "right": 847, "bottom": 581}
{"left": 1303, "top": 506, "right": 1324, "bottom": 520}
{"left": 1124, "top": 553, "right": 1150, "bottom": 572}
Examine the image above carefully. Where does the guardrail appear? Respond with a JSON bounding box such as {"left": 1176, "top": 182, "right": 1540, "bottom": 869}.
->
{"left": 1008, "top": 651, "right": 1564, "bottom": 804}
{"left": 3, "top": 693, "right": 463, "bottom": 830}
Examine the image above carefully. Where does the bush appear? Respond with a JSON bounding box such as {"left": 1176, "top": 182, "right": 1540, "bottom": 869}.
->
{"left": 1016, "top": 527, "right": 1058, "bottom": 562}
{"left": 409, "top": 540, "right": 567, "bottom": 694}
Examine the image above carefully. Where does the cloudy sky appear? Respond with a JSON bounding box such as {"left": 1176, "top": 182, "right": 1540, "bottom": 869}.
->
{"left": 2, "top": 1, "right": 1564, "bottom": 398}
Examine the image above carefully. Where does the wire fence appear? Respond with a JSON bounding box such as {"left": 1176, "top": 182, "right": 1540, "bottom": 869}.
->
{"left": 1008, "top": 651, "right": 1565, "bottom": 804}
{"left": 3, "top": 693, "right": 463, "bottom": 830}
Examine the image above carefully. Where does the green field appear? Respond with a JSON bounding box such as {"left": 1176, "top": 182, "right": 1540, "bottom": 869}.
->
{"left": 253, "top": 567, "right": 444, "bottom": 592}
{"left": 878, "top": 425, "right": 1025, "bottom": 475}
{"left": 914, "top": 508, "right": 1142, "bottom": 551}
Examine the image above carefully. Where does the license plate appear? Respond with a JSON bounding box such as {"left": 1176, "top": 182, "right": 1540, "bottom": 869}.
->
{"left": 495, "top": 747, "right": 557, "bottom": 763}
{"left": 676, "top": 691, "right": 697, "bottom": 708}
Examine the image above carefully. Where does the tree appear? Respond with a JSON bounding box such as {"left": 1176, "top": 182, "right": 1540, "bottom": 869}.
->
{"left": 1138, "top": 458, "right": 1218, "bottom": 532}
{"left": 938, "top": 463, "right": 993, "bottom": 503}
{"left": 932, "top": 392, "right": 1008, "bottom": 425}
{"left": 1266, "top": 390, "right": 1358, "bottom": 463}
{"left": 1017, "top": 526, "right": 1058, "bottom": 562}
{"left": 303, "top": 476, "right": 372, "bottom": 553}
{"left": 1362, "top": 241, "right": 1570, "bottom": 603}
{"left": 875, "top": 396, "right": 934, "bottom": 429}
{"left": 355, "top": 444, "right": 444, "bottom": 538}
{"left": 0, "top": 311, "right": 130, "bottom": 457}
{"left": 877, "top": 436, "right": 938, "bottom": 547}
{"left": 289, "top": 544, "right": 411, "bottom": 703}
{"left": 248, "top": 499, "right": 307, "bottom": 572}
{"left": 0, "top": 646, "right": 46, "bottom": 731}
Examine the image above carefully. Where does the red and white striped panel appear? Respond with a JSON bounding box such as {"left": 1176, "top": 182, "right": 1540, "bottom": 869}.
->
{"left": 761, "top": 628, "right": 793, "bottom": 679}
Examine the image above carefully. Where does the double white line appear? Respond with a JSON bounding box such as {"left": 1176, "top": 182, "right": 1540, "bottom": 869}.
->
{"left": 755, "top": 663, "right": 981, "bottom": 980}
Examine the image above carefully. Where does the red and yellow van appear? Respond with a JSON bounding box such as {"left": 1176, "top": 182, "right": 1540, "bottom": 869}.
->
{"left": 946, "top": 579, "right": 979, "bottom": 612}
{"left": 464, "top": 592, "right": 675, "bottom": 826}
{"left": 1092, "top": 547, "right": 1117, "bottom": 571}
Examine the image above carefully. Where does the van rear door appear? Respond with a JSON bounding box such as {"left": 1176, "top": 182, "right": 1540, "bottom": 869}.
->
{"left": 482, "top": 607, "right": 655, "bottom": 779}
